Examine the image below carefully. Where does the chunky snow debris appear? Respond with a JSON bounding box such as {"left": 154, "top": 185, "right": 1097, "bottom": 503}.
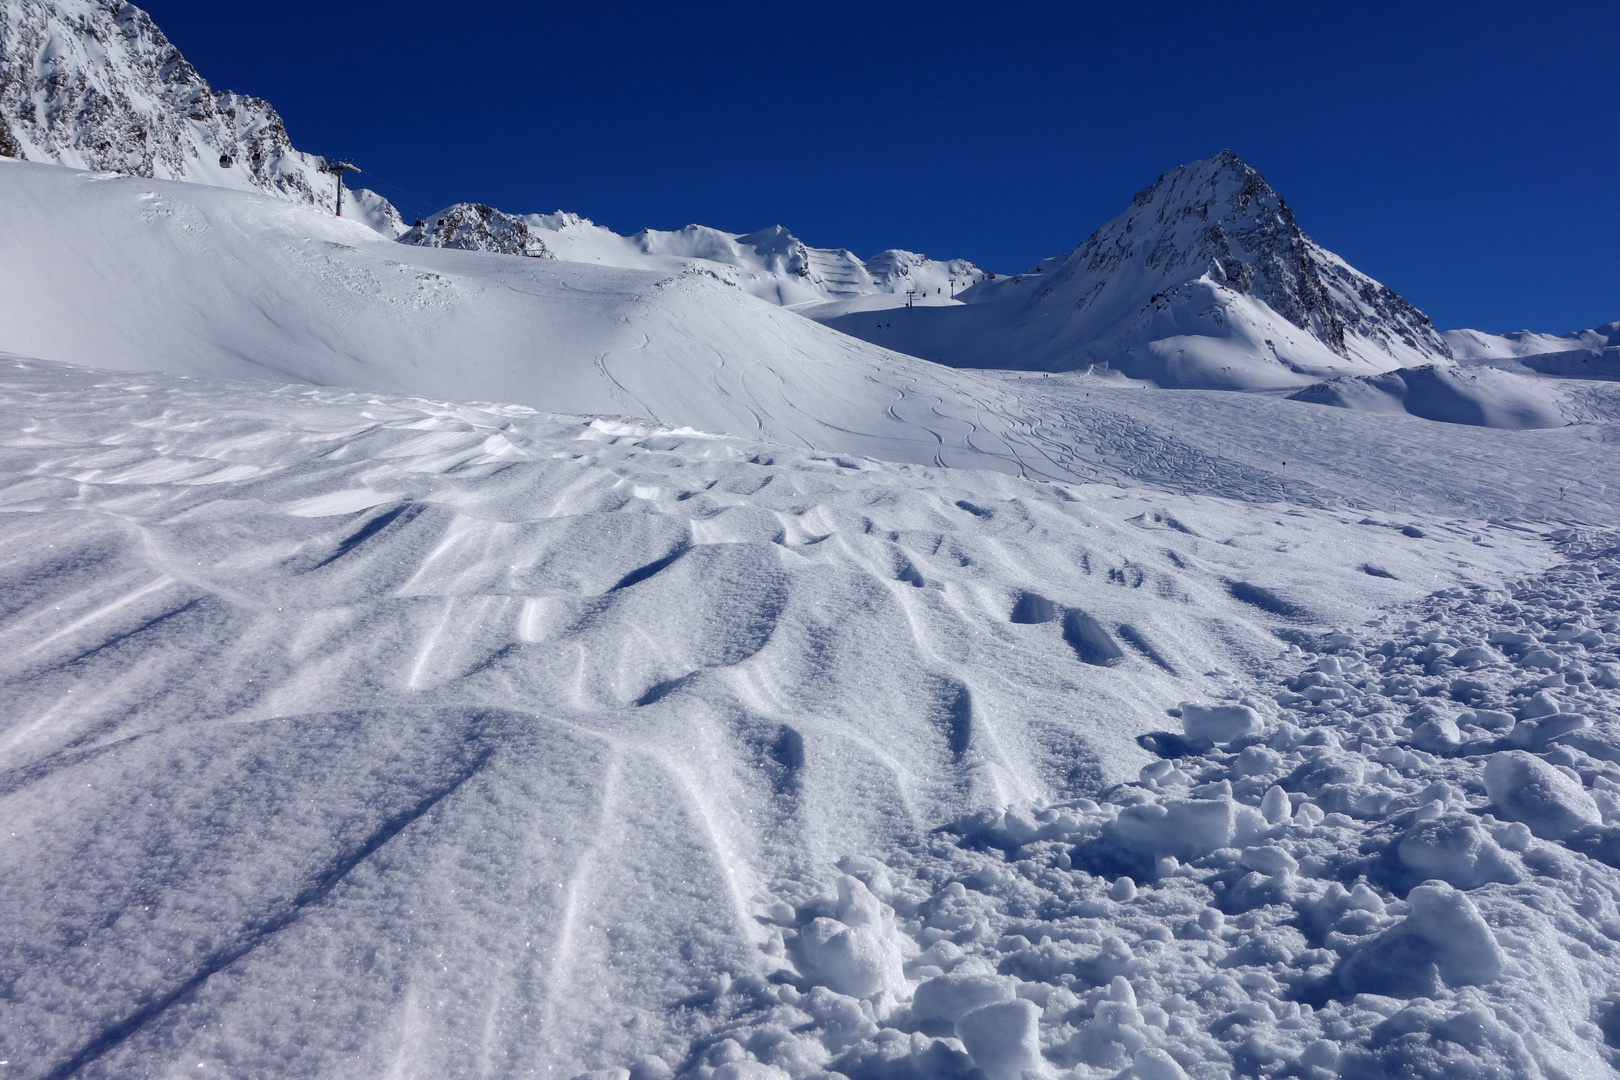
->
{"left": 682, "top": 536, "right": 1620, "bottom": 1080}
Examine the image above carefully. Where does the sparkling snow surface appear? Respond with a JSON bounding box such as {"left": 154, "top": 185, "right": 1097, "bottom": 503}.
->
{"left": 4, "top": 162, "right": 1620, "bottom": 1080}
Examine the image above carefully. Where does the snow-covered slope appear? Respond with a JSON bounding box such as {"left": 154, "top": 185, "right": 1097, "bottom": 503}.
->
{"left": 813, "top": 151, "right": 1453, "bottom": 389}
{"left": 0, "top": 0, "right": 402, "bottom": 233}
{"left": 6, "top": 356, "right": 1620, "bottom": 1080}
{"left": 400, "top": 205, "right": 986, "bottom": 308}
{"left": 1442, "top": 323, "right": 1620, "bottom": 383}
{"left": 8, "top": 158, "right": 1620, "bottom": 486}
{"left": 0, "top": 158, "right": 1053, "bottom": 477}
{"left": 1446, "top": 322, "right": 1620, "bottom": 360}
{"left": 1286, "top": 364, "right": 1571, "bottom": 429}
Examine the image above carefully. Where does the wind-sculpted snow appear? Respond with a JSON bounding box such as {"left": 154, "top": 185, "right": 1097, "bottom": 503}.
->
{"left": 815, "top": 151, "right": 1453, "bottom": 388}
{"left": 6, "top": 159, "right": 1619, "bottom": 526}
{"left": 680, "top": 534, "right": 1620, "bottom": 1080}
{"left": 1, "top": 357, "right": 1604, "bottom": 1079}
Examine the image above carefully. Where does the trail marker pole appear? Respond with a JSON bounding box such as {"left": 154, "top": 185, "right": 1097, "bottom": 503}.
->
{"left": 319, "top": 158, "right": 362, "bottom": 217}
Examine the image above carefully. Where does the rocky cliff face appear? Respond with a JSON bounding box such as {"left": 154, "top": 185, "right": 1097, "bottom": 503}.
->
{"left": 814, "top": 151, "right": 1454, "bottom": 387}
{"left": 0, "top": 0, "right": 398, "bottom": 227}
{"left": 1044, "top": 149, "right": 1451, "bottom": 367}
{"left": 399, "top": 203, "right": 554, "bottom": 258}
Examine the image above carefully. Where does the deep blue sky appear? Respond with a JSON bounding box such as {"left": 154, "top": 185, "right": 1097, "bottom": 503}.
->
{"left": 144, "top": 0, "right": 1616, "bottom": 334}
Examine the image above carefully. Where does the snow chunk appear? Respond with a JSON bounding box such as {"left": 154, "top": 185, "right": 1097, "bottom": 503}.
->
{"left": 956, "top": 999, "right": 1043, "bottom": 1080}
{"left": 1106, "top": 797, "right": 1268, "bottom": 861}
{"left": 1482, "top": 750, "right": 1600, "bottom": 840}
{"left": 911, "top": 972, "right": 1016, "bottom": 1025}
{"left": 1336, "top": 883, "right": 1504, "bottom": 997}
{"left": 792, "top": 876, "right": 907, "bottom": 1001}
{"left": 1178, "top": 701, "right": 1259, "bottom": 745}
{"left": 1395, "top": 815, "right": 1520, "bottom": 889}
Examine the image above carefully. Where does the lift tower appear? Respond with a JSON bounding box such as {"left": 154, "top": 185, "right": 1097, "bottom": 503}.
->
{"left": 319, "top": 158, "right": 361, "bottom": 217}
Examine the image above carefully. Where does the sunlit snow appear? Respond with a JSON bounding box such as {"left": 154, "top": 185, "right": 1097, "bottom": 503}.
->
{"left": 4, "top": 9, "right": 1620, "bottom": 1075}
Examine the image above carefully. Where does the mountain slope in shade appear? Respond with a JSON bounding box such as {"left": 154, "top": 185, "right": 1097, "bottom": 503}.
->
{"left": 0, "top": 0, "right": 402, "bottom": 232}
{"left": 813, "top": 151, "right": 1454, "bottom": 389}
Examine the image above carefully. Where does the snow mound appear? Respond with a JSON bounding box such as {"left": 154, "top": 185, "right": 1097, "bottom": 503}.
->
{"left": 812, "top": 150, "right": 1452, "bottom": 388}
{"left": 0, "top": 158, "right": 1025, "bottom": 475}
{"left": 1286, "top": 364, "right": 1569, "bottom": 429}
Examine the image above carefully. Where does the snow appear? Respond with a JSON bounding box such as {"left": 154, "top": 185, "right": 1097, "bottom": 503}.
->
{"left": 1, "top": 339, "right": 1618, "bottom": 1078}
{"left": 808, "top": 151, "right": 1454, "bottom": 389}
{"left": 400, "top": 208, "right": 987, "bottom": 309}
{"left": 1445, "top": 324, "right": 1620, "bottom": 361}
{"left": 0, "top": 0, "right": 397, "bottom": 228}
{"left": 4, "top": 22, "right": 1620, "bottom": 1077}
{"left": 1285, "top": 364, "right": 1573, "bottom": 429}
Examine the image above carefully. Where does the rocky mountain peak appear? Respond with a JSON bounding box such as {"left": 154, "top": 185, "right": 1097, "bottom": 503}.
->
{"left": 0, "top": 0, "right": 400, "bottom": 230}
{"left": 1069, "top": 149, "right": 1450, "bottom": 364}
{"left": 399, "top": 203, "right": 554, "bottom": 258}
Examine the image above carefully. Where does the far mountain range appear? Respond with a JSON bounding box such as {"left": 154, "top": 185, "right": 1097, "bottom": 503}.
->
{"left": 3, "top": 0, "right": 1613, "bottom": 391}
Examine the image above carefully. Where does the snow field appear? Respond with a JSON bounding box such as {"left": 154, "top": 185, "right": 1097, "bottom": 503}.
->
{"left": 0, "top": 357, "right": 1587, "bottom": 1079}
{"left": 698, "top": 535, "right": 1620, "bottom": 1080}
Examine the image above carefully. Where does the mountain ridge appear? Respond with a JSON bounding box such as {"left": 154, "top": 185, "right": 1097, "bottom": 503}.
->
{"left": 0, "top": 0, "right": 404, "bottom": 232}
{"left": 2, "top": 0, "right": 1610, "bottom": 388}
{"left": 812, "top": 150, "right": 1456, "bottom": 387}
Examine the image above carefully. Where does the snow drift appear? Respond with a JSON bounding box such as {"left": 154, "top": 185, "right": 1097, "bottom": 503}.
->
{"left": 4, "top": 357, "right": 1615, "bottom": 1080}
{"left": 1286, "top": 364, "right": 1571, "bottom": 429}
{"left": 0, "top": 157, "right": 1033, "bottom": 475}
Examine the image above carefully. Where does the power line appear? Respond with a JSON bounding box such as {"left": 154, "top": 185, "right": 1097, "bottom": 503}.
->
{"left": 345, "top": 166, "right": 442, "bottom": 220}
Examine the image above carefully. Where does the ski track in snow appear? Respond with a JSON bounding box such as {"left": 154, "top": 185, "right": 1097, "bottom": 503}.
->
{"left": 0, "top": 356, "right": 1617, "bottom": 1079}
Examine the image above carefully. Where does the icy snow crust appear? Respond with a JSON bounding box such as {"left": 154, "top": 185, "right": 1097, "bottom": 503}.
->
{"left": 1, "top": 354, "right": 1619, "bottom": 1079}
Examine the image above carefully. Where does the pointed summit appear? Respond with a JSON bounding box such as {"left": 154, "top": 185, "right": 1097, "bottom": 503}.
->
{"left": 1068, "top": 149, "right": 1448, "bottom": 366}
{"left": 818, "top": 151, "right": 1452, "bottom": 388}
